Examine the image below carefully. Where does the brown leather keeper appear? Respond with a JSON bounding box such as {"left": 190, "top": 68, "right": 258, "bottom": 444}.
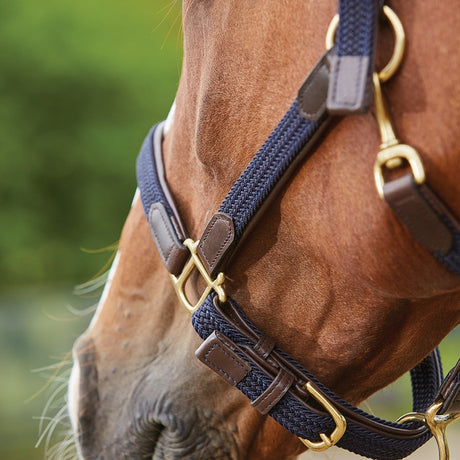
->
{"left": 195, "top": 331, "right": 250, "bottom": 386}
{"left": 438, "top": 359, "right": 460, "bottom": 414}
{"left": 197, "top": 213, "right": 235, "bottom": 277}
{"left": 148, "top": 203, "right": 189, "bottom": 276}
{"left": 383, "top": 174, "right": 453, "bottom": 254}
{"left": 253, "top": 334, "right": 275, "bottom": 360}
{"left": 298, "top": 48, "right": 333, "bottom": 121}
{"left": 327, "top": 55, "right": 373, "bottom": 115}
{"left": 251, "top": 368, "right": 295, "bottom": 415}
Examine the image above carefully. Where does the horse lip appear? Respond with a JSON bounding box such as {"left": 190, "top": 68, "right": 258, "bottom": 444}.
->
{"left": 123, "top": 411, "right": 165, "bottom": 458}
{"left": 120, "top": 399, "right": 238, "bottom": 459}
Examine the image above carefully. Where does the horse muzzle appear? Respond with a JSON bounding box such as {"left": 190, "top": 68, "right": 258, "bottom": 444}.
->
{"left": 69, "top": 333, "right": 242, "bottom": 459}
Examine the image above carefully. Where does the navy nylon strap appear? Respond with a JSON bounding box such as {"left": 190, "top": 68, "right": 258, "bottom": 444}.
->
{"left": 219, "top": 101, "right": 323, "bottom": 242}
{"left": 336, "top": 0, "right": 377, "bottom": 57}
{"left": 135, "top": 117, "right": 459, "bottom": 460}
{"left": 136, "top": 125, "right": 175, "bottom": 219}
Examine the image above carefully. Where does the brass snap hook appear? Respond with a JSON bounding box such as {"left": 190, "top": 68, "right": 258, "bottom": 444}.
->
{"left": 372, "top": 72, "right": 426, "bottom": 199}
{"left": 398, "top": 401, "right": 460, "bottom": 460}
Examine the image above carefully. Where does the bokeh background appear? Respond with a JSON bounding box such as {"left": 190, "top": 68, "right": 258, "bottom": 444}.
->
{"left": 1, "top": 1, "right": 458, "bottom": 459}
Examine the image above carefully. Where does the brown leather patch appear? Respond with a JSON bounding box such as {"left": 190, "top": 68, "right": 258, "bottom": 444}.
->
{"left": 327, "top": 55, "right": 373, "bottom": 114}
{"left": 195, "top": 331, "right": 250, "bottom": 386}
{"left": 148, "top": 203, "right": 189, "bottom": 275}
{"left": 251, "top": 368, "right": 295, "bottom": 415}
{"left": 197, "top": 213, "right": 235, "bottom": 277}
{"left": 383, "top": 175, "right": 453, "bottom": 254}
{"left": 298, "top": 48, "right": 332, "bottom": 121}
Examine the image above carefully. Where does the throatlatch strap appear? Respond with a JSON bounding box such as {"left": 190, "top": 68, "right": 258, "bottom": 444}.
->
{"left": 383, "top": 174, "right": 460, "bottom": 276}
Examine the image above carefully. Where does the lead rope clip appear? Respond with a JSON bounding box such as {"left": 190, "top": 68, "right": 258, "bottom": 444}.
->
{"left": 398, "top": 401, "right": 460, "bottom": 460}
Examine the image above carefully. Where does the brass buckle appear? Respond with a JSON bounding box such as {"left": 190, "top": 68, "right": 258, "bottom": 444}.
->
{"left": 170, "top": 238, "right": 226, "bottom": 314}
{"left": 398, "top": 401, "right": 460, "bottom": 460}
{"left": 298, "top": 382, "right": 347, "bottom": 452}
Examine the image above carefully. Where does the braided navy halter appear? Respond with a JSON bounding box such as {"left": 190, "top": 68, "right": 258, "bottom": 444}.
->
{"left": 136, "top": 1, "right": 460, "bottom": 458}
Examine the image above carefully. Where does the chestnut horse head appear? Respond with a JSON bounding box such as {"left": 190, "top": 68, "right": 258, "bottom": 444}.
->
{"left": 69, "top": 1, "right": 460, "bottom": 458}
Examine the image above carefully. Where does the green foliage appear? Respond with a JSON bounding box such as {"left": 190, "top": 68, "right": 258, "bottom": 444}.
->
{"left": 0, "top": 0, "right": 182, "bottom": 288}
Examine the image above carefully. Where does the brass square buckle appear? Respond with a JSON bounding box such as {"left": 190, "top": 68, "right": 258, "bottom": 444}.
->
{"left": 170, "top": 238, "right": 226, "bottom": 314}
{"left": 298, "top": 382, "right": 347, "bottom": 452}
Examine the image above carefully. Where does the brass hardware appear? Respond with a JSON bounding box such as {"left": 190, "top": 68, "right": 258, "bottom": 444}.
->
{"left": 325, "top": 6, "right": 405, "bottom": 83}
{"left": 397, "top": 401, "right": 460, "bottom": 460}
{"left": 170, "top": 238, "right": 226, "bottom": 314}
{"left": 373, "top": 73, "right": 425, "bottom": 199}
{"left": 377, "top": 6, "right": 405, "bottom": 83}
{"left": 298, "top": 382, "right": 347, "bottom": 452}
{"left": 325, "top": 14, "right": 339, "bottom": 50}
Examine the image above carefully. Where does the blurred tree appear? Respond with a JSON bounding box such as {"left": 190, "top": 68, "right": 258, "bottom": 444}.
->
{"left": 0, "top": 0, "right": 182, "bottom": 289}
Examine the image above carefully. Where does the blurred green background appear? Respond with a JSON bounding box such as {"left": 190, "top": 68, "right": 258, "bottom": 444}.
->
{"left": 1, "top": 0, "right": 181, "bottom": 458}
{"left": 1, "top": 1, "right": 458, "bottom": 459}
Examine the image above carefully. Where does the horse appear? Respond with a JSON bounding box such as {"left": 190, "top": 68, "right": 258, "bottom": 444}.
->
{"left": 68, "top": 1, "right": 460, "bottom": 458}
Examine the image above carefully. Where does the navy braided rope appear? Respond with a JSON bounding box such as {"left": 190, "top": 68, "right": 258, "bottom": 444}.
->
{"left": 410, "top": 347, "right": 442, "bottom": 414}
{"left": 192, "top": 295, "right": 435, "bottom": 460}
{"left": 136, "top": 125, "right": 174, "bottom": 218}
{"left": 219, "top": 101, "right": 322, "bottom": 241}
{"left": 337, "top": 0, "right": 377, "bottom": 57}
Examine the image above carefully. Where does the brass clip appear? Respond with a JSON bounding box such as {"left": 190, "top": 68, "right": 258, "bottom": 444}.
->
{"left": 298, "top": 382, "right": 347, "bottom": 452}
{"left": 372, "top": 72, "right": 426, "bottom": 199}
{"left": 369, "top": 6, "right": 425, "bottom": 199}
{"left": 170, "top": 238, "right": 226, "bottom": 314}
{"left": 398, "top": 401, "right": 460, "bottom": 460}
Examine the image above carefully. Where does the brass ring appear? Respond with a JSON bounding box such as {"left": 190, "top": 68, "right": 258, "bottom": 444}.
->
{"left": 325, "top": 5, "right": 405, "bottom": 83}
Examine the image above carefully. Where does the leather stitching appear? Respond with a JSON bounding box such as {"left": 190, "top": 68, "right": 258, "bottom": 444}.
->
{"left": 420, "top": 185, "right": 460, "bottom": 233}
{"left": 203, "top": 343, "right": 247, "bottom": 385}
{"left": 200, "top": 216, "right": 233, "bottom": 270}
{"left": 331, "top": 56, "right": 365, "bottom": 109}
{"left": 388, "top": 190, "right": 450, "bottom": 253}
{"left": 149, "top": 205, "right": 175, "bottom": 263}
{"left": 298, "top": 56, "right": 328, "bottom": 119}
